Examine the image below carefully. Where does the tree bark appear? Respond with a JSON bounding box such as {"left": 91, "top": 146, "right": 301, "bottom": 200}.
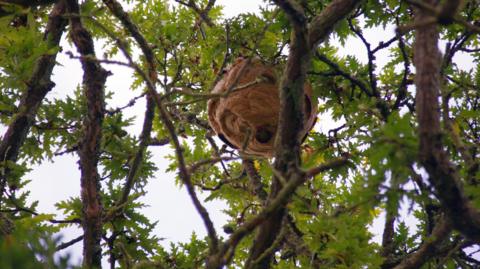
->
{"left": 0, "top": 0, "right": 57, "bottom": 18}
{"left": 413, "top": 0, "right": 480, "bottom": 243}
{"left": 246, "top": 0, "right": 360, "bottom": 267}
{"left": 65, "top": 0, "right": 109, "bottom": 267}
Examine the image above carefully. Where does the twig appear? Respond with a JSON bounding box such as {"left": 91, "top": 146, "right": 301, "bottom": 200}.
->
{"left": 164, "top": 76, "right": 269, "bottom": 107}
{"left": 306, "top": 155, "right": 351, "bottom": 178}
{"left": 49, "top": 218, "right": 81, "bottom": 224}
{"left": 174, "top": 0, "right": 216, "bottom": 27}
{"left": 149, "top": 137, "right": 170, "bottom": 146}
{"left": 54, "top": 145, "right": 78, "bottom": 156}
{"left": 188, "top": 156, "right": 239, "bottom": 174}
{"left": 65, "top": 51, "right": 132, "bottom": 68}
{"left": 314, "top": 52, "right": 372, "bottom": 97}
{"left": 205, "top": 134, "right": 231, "bottom": 177}
{"left": 56, "top": 235, "right": 84, "bottom": 251}
{"left": 372, "top": 36, "right": 399, "bottom": 53}
{"left": 348, "top": 18, "right": 378, "bottom": 97}
{"left": 107, "top": 92, "right": 147, "bottom": 115}
{"left": 393, "top": 17, "right": 411, "bottom": 109}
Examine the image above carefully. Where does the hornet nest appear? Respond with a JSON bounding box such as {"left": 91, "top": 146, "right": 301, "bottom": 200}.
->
{"left": 207, "top": 57, "right": 317, "bottom": 157}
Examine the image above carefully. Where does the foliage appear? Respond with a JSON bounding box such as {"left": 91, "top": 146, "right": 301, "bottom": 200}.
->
{"left": 0, "top": 0, "right": 479, "bottom": 268}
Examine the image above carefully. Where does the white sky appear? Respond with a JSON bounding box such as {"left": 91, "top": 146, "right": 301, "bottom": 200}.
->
{"left": 6, "top": 0, "right": 476, "bottom": 266}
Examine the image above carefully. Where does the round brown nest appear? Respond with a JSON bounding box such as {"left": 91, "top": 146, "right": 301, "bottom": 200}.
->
{"left": 207, "top": 57, "right": 317, "bottom": 157}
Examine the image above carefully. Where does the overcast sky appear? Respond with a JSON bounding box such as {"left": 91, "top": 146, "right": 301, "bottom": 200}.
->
{"left": 12, "top": 0, "right": 476, "bottom": 266}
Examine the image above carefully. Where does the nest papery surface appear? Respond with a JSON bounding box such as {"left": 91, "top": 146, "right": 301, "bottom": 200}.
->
{"left": 208, "top": 58, "right": 317, "bottom": 157}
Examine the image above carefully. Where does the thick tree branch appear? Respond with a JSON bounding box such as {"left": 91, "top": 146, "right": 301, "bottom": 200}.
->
{"left": 244, "top": 1, "right": 360, "bottom": 267}
{"left": 393, "top": 217, "right": 452, "bottom": 269}
{"left": 243, "top": 160, "right": 268, "bottom": 202}
{"left": 0, "top": 1, "right": 67, "bottom": 204}
{"left": 402, "top": 0, "right": 480, "bottom": 33}
{"left": 0, "top": 0, "right": 57, "bottom": 17}
{"left": 272, "top": 0, "right": 306, "bottom": 26}
{"left": 65, "top": 0, "right": 109, "bottom": 267}
{"left": 413, "top": 1, "right": 480, "bottom": 242}
{"left": 0, "top": 213, "right": 13, "bottom": 236}
{"left": 245, "top": 1, "right": 309, "bottom": 267}
{"left": 308, "top": 0, "right": 361, "bottom": 48}
{"left": 380, "top": 213, "right": 397, "bottom": 269}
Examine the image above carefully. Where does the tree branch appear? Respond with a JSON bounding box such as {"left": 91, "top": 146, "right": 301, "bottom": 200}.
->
{"left": 380, "top": 212, "right": 396, "bottom": 268}
{"left": 348, "top": 18, "right": 379, "bottom": 96}
{"left": 308, "top": 0, "right": 361, "bottom": 48}
{"left": 314, "top": 52, "right": 372, "bottom": 97}
{"left": 402, "top": 0, "right": 480, "bottom": 33}
{"left": 244, "top": 1, "right": 360, "bottom": 267}
{"left": 243, "top": 160, "right": 268, "bottom": 202}
{"left": 393, "top": 217, "right": 452, "bottom": 269}
{"left": 272, "top": 0, "right": 306, "bottom": 27}
{"left": 65, "top": 0, "right": 109, "bottom": 267}
{"left": 174, "top": 0, "right": 216, "bottom": 27}
{"left": 118, "top": 96, "right": 154, "bottom": 206}
{"left": 413, "top": 0, "right": 480, "bottom": 242}
{"left": 56, "top": 235, "right": 84, "bottom": 251}
{"left": 306, "top": 155, "right": 351, "bottom": 178}
{"left": 0, "top": 1, "right": 67, "bottom": 205}
{"left": 0, "top": 0, "right": 57, "bottom": 17}
{"left": 102, "top": 0, "right": 219, "bottom": 255}
{"left": 245, "top": 1, "right": 310, "bottom": 266}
